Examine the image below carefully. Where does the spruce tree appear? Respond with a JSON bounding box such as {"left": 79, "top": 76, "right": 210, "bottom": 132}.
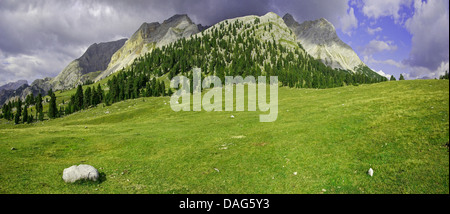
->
{"left": 16, "top": 99, "right": 22, "bottom": 119}
{"left": 48, "top": 90, "right": 57, "bottom": 119}
{"left": 39, "top": 110, "right": 44, "bottom": 121}
{"left": 14, "top": 112, "right": 20, "bottom": 124}
{"left": 399, "top": 74, "right": 405, "bottom": 80}
{"left": 390, "top": 75, "right": 397, "bottom": 81}
{"left": 35, "top": 93, "right": 43, "bottom": 120}
{"left": 84, "top": 87, "right": 92, "bottom": 108}
{"left": 22, "top": 105, "right": 28, "bottom": 124}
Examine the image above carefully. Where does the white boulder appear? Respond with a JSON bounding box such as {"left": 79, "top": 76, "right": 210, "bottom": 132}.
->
{"left": 62, "top": 164, "right": 99, "bottom": 183}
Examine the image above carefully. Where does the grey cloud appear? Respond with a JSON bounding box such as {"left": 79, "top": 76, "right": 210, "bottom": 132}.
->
{"left": 404, "top": 0, "right": 449, "bottom": 72}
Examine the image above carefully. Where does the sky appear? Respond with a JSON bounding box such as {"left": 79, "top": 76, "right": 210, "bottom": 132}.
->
{"left": 0, "top": 0, "right": 448, "bottom": 86}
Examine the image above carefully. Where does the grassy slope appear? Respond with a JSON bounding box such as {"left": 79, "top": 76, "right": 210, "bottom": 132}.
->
{"left": 0, "top": 80, "right": 448, "bottom": 194}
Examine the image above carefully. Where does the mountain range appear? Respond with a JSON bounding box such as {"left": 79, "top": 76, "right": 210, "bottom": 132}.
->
{"left": 0, "top": 12, "right": 381, "bottom": 106}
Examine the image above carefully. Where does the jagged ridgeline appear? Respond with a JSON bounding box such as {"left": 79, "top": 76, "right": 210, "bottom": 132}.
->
{"left": 1, "top": 13, "right": 389, "bottom": 122}
{"left": 107, "top": 12, "right": 386, "bottom": 103}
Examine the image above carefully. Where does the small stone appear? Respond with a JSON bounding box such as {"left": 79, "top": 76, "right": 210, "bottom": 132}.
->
{"left": 368, "top": 168, "right": 374, "bottom": 177}
{"left": 214, "top": 168, "right": 220, "bottom": 173}
{"left": 230, "top": 115, "right": 235, "bottom": 118}
{"left": 84, "top": 126, "right": 87, "bottom": 129}
{"left": 322, "top": 189, "right": 327, "bottom": 192}
{"left": 293, "top": 172, "right": 297, "bottom": 176}
{"left": 11, "top": 147, "right": 17, "bottom": 151}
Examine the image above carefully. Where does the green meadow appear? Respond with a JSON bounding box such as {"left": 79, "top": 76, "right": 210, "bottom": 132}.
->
{"left": 0, "top": 79, "right": 448, "bottom": 194}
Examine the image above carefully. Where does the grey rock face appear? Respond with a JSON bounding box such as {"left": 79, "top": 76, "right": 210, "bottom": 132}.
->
{"left": 197, "top": 24, "right": 210, "bottom": 32}
{"left": 78, "top": 39, "right": 128, "bottom": 75}
{"left": 51, "top": 38, "right": 127, "bottom": 91}
{"left": 62, "top": 164, "right": 99, "bottom": 183}
{"left": 0, "top": 80, "right": 28, "bottom": 92}
{"left": 283, "top": 14, "right": 366, "bottom": 73}
{"left": 95, "top": 14, "right": 200, "bottom": 81}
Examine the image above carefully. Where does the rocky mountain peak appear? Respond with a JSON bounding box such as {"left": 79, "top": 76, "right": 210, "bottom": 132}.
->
{"left": 77, "top": 39, "right": 128, "bottom": 75}
{"left": 95, "top": 14, "right": 199, "bottom": 82}
{"left": 0, "top": 80, "right": 28, "bottom": 92}
{"left": 163, "top": 14, "right": 193, "bottom": 25}
{"left": 282, "top": 13, "right": 298, "bottom": 27}
{"left": 283, "top": 14, "right": 366, "bottom": 73}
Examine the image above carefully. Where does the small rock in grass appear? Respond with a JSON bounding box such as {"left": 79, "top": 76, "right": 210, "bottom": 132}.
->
{"left": 368, "top": 168, "right": 374, "bottom": 177}
{"left": 214, "top": 168, "right": 220, "bottom": 173}
{"left": 230, "top": 115, "right": 235, "bottom": 118}
{"left": 293, "top": 172, "right": 297, "bottom": 176}
{"left": 62, "top": 164, "right": 99, "bottom": 183}
{"left": 11, "top": 147, "right": 17, "bottom": 151}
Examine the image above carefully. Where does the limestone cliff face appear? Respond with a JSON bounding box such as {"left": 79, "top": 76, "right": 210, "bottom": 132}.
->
{"left": 94, "top": 14, "right": 200, "bottom": 82}
{"left": 283, "top": 13, "right": 365, "bottom": 73}
{"left": 50, "top": 38, "right": 127, "bottom": 90}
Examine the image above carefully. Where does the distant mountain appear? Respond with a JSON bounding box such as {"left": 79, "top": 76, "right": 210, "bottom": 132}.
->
{"left": 0, "top": 39, "right": 126, "bottom": 105}
{"left": 0, "top": 80, "right": 28, "bottom": 92}
{"left": 94, "top": 14, "right": 200, "bottom": 81}
{"left": 49, "top": 38, "right": 127, "bottom": 91}
{"left": 197, "top": 24, "right": 210, "bottom": 32}
{"left": 283, "top": 13, "right": 371, "bottom": 74}
{"left": 0, "top": 81, "right": 29, "bottom": 106}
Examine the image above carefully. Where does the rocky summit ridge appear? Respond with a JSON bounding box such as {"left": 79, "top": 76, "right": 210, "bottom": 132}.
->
{"left": 283, "top": 13, "right": 366, "bottom": 73}
{"left": 1, "top": 12, "right": 381, "bottom": 106}
{"left": 94, "top": 14, "right": 200, "bottom": 81}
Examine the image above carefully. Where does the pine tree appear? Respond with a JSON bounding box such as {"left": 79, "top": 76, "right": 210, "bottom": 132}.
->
{"left": 22, "top": 105, "right": 28, "bottom": 124}
{"left": 390, "top": 75, "right": 397, "bottom": 81}
{"left": 38, "top": 111, "right": 44, "bottom": 121}
{"left": 35, "top": 93, "right": 43, "bottom": 119}
{"left": 84, "top": 87, "right": 92, "bottom": 108}
{"left": 48, "top": 89, "right": 57, "bottom": 119}
{"left": 399, "top": 74, "right": 405, "bottom": 80}
{"left": 15, "top": 99, "right": 22, "bottom": 120}
{"left": 73, "top": 85, "right": 83, "bottom": 111}
{"left": 14, "top": 112, "right": 20, "bottom": 124}
{"left": 97, "top": 84, "right": 104, "bottom": 102}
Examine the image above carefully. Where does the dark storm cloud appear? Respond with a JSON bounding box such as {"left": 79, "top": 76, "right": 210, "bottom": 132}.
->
{"left": 0, "top": 0, "right": 353, "bottom": 85}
